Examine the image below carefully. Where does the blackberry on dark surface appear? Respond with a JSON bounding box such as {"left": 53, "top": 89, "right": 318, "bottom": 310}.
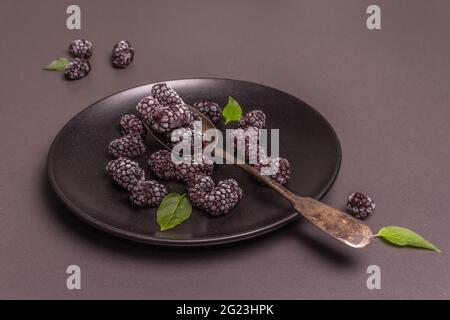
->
{"left": 148, "top": 150, "right": 176, "bottom": 180}
{"left": 193, "top": 100, "right": 222, "bottom": 124}
{"left": 64, "top": 58, "right": 91, "bottom": 80}
{"left": 112, "top": 40, "right": 135, "bottom": 68}
{"left": 69, "top": 39, "right": 93, "bottom": 59}
{"left": 218, "top": 179, "right": 243, "bottom": 200}
{"left": 229, "top": 126, "right": 261, "bottom": 163}
{"left": 347, "top": 192, "right": 375, "bottom": 220}
{"left": 174, "top": 155, "right": 214, "bottom": 184}
{"left": 254, "top": 157, "right": 291, "bottom": 185}
{"left": 107, "top": 134, "right": 146, "bottom": 158}
{"left": 186, "top": 175, "right": 214, "bottom": 209}
{"left": 204, "top": 178, "right": 243, "bottom": 216}
{"left": 149, "top": 104, "right": 191, "bottom": 133}
{"left": 167, "top": 126, "right": 204, "bottom": 152}
{"left": 179, "top": 104, "right": 194, "bottom": 125}
{"left": 120, "top": 114, "right": 146, "bottom": 136}
{"left": 106, "top": 157, "right": 145, "bottom": 191}
{"left": 129, "top": 180, "right": 168, "bottom": 207}
{"left": 136, "top": 96, "right": 160, "bottom": 124}
{"left": 238, "top": 110, "right": 266, "bottom": 129}
{"left": 151, "top": 82, "right": 183, "bottom": 105}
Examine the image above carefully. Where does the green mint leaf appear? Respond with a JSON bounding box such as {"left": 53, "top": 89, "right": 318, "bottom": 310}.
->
{"left": 375, "top": 226, "right": 441, "bottom": 253}
{"left": 43, "top": 57, "right": 70, "bottom": 71}
{"left": 222, "top": 96, "right": 243, "bottom": 124}
{"left": 157, "top": 193, "right": 192, "bottom": 231}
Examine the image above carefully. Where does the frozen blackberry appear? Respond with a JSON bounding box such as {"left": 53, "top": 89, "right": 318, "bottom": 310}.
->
{"left": 64, "top": 58, "right": 91, "bottom": 80}
{"left": 238, "top": 110, "right": 266, "bottom": 129}
{"left": 69, "top": 39, "right": 93, "bottom": 59}
{"left": 148, "top": 150, "right": 176, "bottom": 180}
{"left": 218, "top": 179, "right": 243, "bottom": 200}
{"left": 149, "top": 104, "right": 191, "bottom": 133}
{"left": 270, "top": 158, "right": 291, "bottom": 185}
{"left": 174, "top": 155, "right": 214, "bottom": 184}
{"left": 229, "top": 126, "right": 261, "bottom": 163}
{"left": 106, "top": 157, "right": 145, "bottom": 191}
{"left": 120, "top": 114, "right": 146, "bottom": 137}
{"left": 180, "top": 104, "right": 194, "bottom": 125}
{"left": 167, "top": 126, "right": 204, "bottom": 152}
{"left": 255, "top": 157, "right": 291, "bottom": 185}
{"left": 129, "top": 180, "right": 168, "bottom": 207}
{"left": 187, "top": 175, "right": 215, "bottom": 209}
{"left": 151, "top": 82, "right": 183, "bottom": 105}
{"left": 112, "top": 40, "right": 134, "bottom": 68}
{"left": 347, "top": 192, "right": 375, "bottom": 220}
{"left": 193, "top": 100, "right": 222, "bottom": 124}
{"left": 204, "top": 178, "right": 243, "bottom": 216}
{"left": 108, "top": 134, "right": 146, "bottom": 158}
{"left": 136, "top": 96, "right": 160, "bottom": 125}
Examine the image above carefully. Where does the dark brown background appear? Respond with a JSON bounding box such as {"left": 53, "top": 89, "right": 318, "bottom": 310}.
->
{"left": 0, "top": 0, "right": 449, "bottom": 299}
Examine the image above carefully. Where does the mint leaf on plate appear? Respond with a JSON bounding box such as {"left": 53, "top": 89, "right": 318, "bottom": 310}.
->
{"left": 43, "top": 57, "right": 70, "bottom": 71}
{"left": 157, "top": 193, "right": 192, "bottom": 231}
{"left": 222, "top": 96, "right": 242, "bottom": 124}
{"left": 375, "top": 226, "right": 441, "bottom": 252}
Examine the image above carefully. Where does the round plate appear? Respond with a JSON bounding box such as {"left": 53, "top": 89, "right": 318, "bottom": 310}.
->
{"left": 47, "top": 78, "right": 341, "bottom": 246}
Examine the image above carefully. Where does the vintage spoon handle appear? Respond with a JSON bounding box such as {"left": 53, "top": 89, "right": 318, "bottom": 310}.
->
{"left": 215, "top": 148, "right": 373, "bottom": 248}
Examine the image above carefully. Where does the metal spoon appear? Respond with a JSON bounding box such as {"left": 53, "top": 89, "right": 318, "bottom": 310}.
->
{"left": 143, "top": 106, "right": 373, "bottom": 248}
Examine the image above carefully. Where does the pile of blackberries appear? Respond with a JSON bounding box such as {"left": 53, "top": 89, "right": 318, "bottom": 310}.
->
{"left": 64, "top": 39, "right": 135, "bottom": 80}
{"left": 106, "top": 82, "right": 292, "bottom": 216}
{"left": 105, "top": 82, "right": 219, "bottom": 210}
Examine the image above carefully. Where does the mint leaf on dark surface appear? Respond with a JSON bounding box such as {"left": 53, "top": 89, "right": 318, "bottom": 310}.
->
{"left": 43, "top": 57, "right": 70, "bottom": 71}
{"left": 375, "top": 226, "right": 441, "bottom": 253}
{"left": 222, "top": 96, "right": 242, "bottom": 124}
{"left": 157, "top": 193, "right": 192, "bottom": 231}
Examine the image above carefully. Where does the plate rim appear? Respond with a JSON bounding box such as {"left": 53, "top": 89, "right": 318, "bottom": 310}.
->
{"left": 47, "top": 77, "right": 342, "bottom": 247}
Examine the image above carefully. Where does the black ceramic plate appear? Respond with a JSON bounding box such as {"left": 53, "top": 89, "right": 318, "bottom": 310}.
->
{"left": 48, "top": 79, "right": 341, "bottom": 246}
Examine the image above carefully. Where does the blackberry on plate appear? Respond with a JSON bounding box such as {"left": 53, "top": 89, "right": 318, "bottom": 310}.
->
{"left": 193, "top": 100, "right": 222, "bottom": 124}
{"left": 148, "top": 150, "right": 176, "bottom": 180}
{"left": 112, "top": 40, "right": 135, "bottom": 68}
{"left": 69, "top": 39, "right": 93, "bottom": 59}
{"left": 108, "top": 134, "right": 146, "bottom": 158}
{"left": 254, "top": 157, "right": 291, "bottom": 185}
{"left": 204, "top": 178, "right": 243, "bottom": 216}
{"left": 129, "top": 180, "right": 168, "bottom": 207}
{"left": 64, "top": 58, "right": 91, "bottom": 80}
{"left": 229, "top": 126, "right": 261, "bottom": 163}
{"left": 174, "top": 154, "right": 214, "bottom": 184}
{"left": 106, "top": 157, "right": 145, "bottom": 191}
{"left": 151, "top": 82, "right": 183, "bottom": 105}
{"left": 167, "top": 126, "right": 204, "bottom": 152}
{"left": 238, "top": 110, "right": 266, "bottom": 129}
{"left": 120, "top": 114, "right": 145, "bottom": 136}
{"left": 187, "top": 175, "right": 215, "bottom": 209}
{"left": 347, "top": 192, "right": 375, "bottom": 220}
{"left": 149, "top": 104, "right": 191, "bottom": 133}
{"left": 179, "top": 104, "right": 194, "bottom": 125}
{"left": 136, "top": 96, "right": 160, "bottom": 124}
